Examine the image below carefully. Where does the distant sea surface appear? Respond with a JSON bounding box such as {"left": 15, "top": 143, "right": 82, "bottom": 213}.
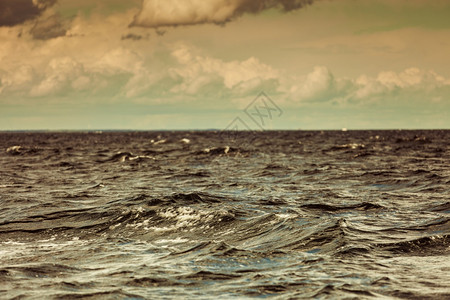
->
{"left": 1, "top": 130, "right": 449, "bottom": 299}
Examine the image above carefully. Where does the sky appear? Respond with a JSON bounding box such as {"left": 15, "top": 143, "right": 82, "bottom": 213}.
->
{"left": 1, "top": 0, "right": 450, "bottom": 130}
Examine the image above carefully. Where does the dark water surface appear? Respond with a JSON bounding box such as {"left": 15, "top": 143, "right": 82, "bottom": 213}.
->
{"left": 1, "top": 130, "right": 449, "bottom": 299}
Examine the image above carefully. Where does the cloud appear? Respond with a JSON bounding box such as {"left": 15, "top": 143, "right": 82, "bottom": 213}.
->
{"left": 0, "top": 8, "right": 155, "bottom": 100}
{"left": 29, "top": 14, "right": 69, "bottom": 40}
{"left": 0, "top": 0, "right": 56, "bottom": 27}
{"left": 29, "top": 56, "right": 84, "bottom": 97}
{"left": 27, "top": 47, "right": 153, "bottom": 98}
{"left": 168, "top": 44, "right": 279, "bottom": 97}
{"left": 351, "top": 68, "right": 449, "bottom": 102}
{"left": 94, "top": 48, "right": 143, "bottom": 75}
{"left": 283, "top": 66, "right": 450, "bottom": 107}
{"left": 92, "top": 47, "right": 161, "bottom": 98}
{"left": 121, "top": 33, "right": 144, "bottom": 41}
{"left": 290, "top": 66, "right": 335, "bottom": 101}
{"left": 1, "top": 15, "right": 448, "bottom": 112}
{"left": 0, "top": 65, "right": 35, "bottom": 95}
{"left": 376, "top": 68, "right": 446, "bottom": 90}
{"left": 130, "top": 0, "right": 313, "bottom": 28}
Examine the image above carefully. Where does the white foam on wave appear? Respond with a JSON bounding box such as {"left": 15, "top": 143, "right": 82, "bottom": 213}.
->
{"left": 141, "top": 206, "right": 232, "bottom": 233}
{"left": 0, "top": 237, "right": 85, "bottom": 260}
{"left": 153, "top": 237, "right": 189, "bottom": 244}
{"left": 6, "top": 145, "right": 22, "bottom": 153}
{"left": 119, "top": 154, "right": 154, "bottom": 162}
{"left": 276, "top": 213, "right": 297, "bottom": 220}
{"left": 153, "top": 139, "right": 166, "bottom": 145}
{"left": 128, "top": 155, "right": 155, "bottom": 161}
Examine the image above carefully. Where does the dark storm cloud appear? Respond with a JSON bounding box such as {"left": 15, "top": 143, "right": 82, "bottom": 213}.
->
{"left": 236, "top": 0, "right": 314, "bottom": 14}
{"left": 155, "top": 29, "right": 166, "bottom": 36}
{"left": 121, "top": 33, "right": 143, "bottom": 41}
{"left": 0, "top": 0, "right": 57, "bottom": 27}
{"left": 130, "top": 0, "right": 314, "bottom": 28}
{"left": 29, "top": 14, "right": 67, "bottom": 40}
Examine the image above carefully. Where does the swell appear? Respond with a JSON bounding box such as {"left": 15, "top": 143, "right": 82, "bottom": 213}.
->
{"left": 0, "top": 193, "right": 380, "bottom": 257}
{"left": 3, "top": 191, "right": 447, "bottom": 258}
{"left": 376, "top": 234, "right": 450, "bottom": 255}
{"left": 301, "top": 202, "right": 384, "bottom": 212}
{"left": 0, "top": 192, "right": 237, "bottom": 238}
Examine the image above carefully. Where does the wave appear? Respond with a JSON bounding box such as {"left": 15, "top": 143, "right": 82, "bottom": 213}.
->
{"left": 1, "top": 263, "right": 80, "bottom": 278}
{"left": 377, "top": 234, "right": 450, "bottom": 256}
{"left": 0, "top": 192, "right": 237, "bottom": 238}
{"left": 99, "top": 151, "right": 155, "bottom": 163}
{"left": 301, "top": 202, "right": 384, "bottom": 212}
{"left": 5, "top": 145, "right": 42, "bottom": 155}
{"left": 196, "top": 146, "right": 243, "bottom": 156}
{"left": 429, "top": 202, "right": 450, "bottom": 213}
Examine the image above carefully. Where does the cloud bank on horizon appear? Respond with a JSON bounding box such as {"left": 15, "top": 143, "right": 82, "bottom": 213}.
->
{"left": 0, "top": 0, "right": 449, "bottom": 129}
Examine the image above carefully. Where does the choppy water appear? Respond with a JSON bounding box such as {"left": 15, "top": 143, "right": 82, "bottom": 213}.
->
{"left": 1, "top": 130, "right": 449, "bottom": 299}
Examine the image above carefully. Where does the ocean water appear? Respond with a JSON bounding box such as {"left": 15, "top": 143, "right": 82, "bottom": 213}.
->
{"left": 0, "top": 130, "right": 449, "bottom": 299}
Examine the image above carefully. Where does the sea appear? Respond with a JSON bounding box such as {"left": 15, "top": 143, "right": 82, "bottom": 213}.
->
{"left": 0, "top": 130, "right": 449, "bottom": 299}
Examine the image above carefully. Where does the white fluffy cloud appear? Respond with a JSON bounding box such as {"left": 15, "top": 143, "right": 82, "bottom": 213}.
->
{"left": 0, "top": 65, "right": 35, "bottom": 94}
{"left": 168, "top": 44, "right": 279, "bottom": 95}
{"left": 288, "top": 66, "right": 336, "bottom": 101}
{"left": 350, "top": 68, "right": 449, "bottom": 103}
{"left": 280, "top": 66, "right": 450, "bottom": 107}
{"left": 376, "top": 68, "right": 447, "bottom": 89}
{"left": 131, "top": 0, "right": 240, "bottom": 28}
{"left": 2, "top": 38, "right": 449, "bottom": 109}
{"left": 30, "top": 56, "right": 83, "bottom": 97}
{"left": 0, "top": 37, "right": 280, "bottom": 102}
{"left": 131, "top": 0, "right": 314, "bottom": 28}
